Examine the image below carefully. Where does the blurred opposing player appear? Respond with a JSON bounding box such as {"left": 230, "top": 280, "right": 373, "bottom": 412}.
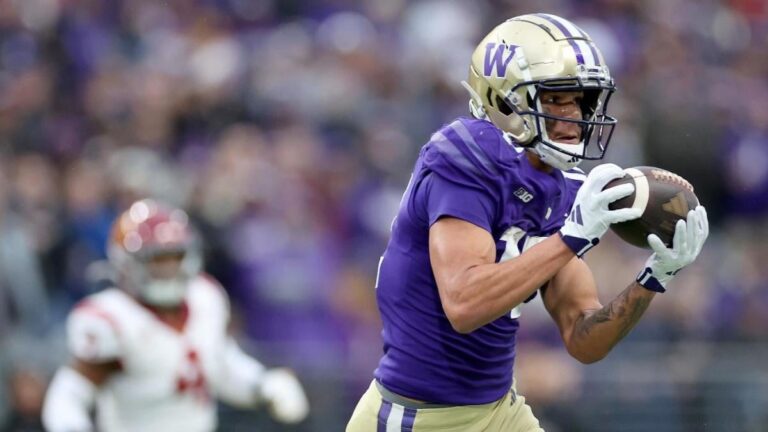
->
{"left": 42, "top": 199, "right": 309, "bottom": 432}
{"left": 347, "top": 13, "right": 709, "bottom": 431}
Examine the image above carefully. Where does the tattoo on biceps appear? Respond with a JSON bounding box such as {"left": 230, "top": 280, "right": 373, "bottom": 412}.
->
{"left": 578, "top": 289, "right": 652, "bottom": 343}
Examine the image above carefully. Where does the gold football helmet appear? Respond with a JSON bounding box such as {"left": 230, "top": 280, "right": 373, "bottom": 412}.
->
{"left": 463, "top": 13, "right": 616, "bottom": 170}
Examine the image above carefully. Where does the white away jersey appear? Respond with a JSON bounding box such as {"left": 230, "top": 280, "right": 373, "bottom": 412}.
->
{"left": 67, "top": 275, "right": 231, "bottom": 432}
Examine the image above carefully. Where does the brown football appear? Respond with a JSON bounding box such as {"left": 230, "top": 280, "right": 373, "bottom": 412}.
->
{"left": 604, "top": 166, "right": 699, "bottom": 249}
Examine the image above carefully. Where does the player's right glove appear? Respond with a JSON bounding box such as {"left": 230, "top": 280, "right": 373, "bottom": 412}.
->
{"left": 261, "top": 368, "right": 309, "bottom": 424}
{"left": 559, "top": 164, "right": 642, "bottom": 257}
{"left": 636, "top": 206, "right": 709, "bottom": 293}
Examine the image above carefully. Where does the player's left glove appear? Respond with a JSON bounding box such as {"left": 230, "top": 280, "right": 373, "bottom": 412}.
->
{"left": 636, "top": 206, "right": 709, "bottom": 293}
{"left": 261, "top": 368, "right": 309, "bottom": 424}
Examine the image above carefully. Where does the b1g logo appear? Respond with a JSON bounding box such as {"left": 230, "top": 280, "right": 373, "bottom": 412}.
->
{"left": 483, "top": 43, "right": 519, "bottom": 77}
{"left": 514, "top": 187, "right": 534, "bottom": 203}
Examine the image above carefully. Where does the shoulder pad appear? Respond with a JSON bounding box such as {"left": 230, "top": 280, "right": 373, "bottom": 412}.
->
{"left": 68, "top": 302, "right": 122, "bottom": 362}
{"left": 423, "top": 118, "right": 520, "bottom": 191}
{"left": 190, "top": 274, "right": 231, "bottom": 318}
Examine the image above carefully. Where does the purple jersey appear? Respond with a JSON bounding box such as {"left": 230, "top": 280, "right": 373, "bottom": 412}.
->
{"left": 373, "top": 117, "right": 585, "bottom": 404}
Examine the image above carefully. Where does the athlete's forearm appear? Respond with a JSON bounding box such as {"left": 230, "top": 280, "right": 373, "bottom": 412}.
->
{"left": 569, "top": 283, "right": 654, "bottom": 363}
{"left": 447, "top": 235, "right": 574, "bottom": 333}
{"left": 216, "top": 338, "right": 266, "bottom": 407}
{"left": 42, "top": 367, "right": 97, "bottom": 432}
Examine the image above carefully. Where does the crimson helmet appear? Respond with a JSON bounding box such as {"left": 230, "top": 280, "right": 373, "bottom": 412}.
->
{"left": 107, "top": 199, "right": 201, "bottom": 306}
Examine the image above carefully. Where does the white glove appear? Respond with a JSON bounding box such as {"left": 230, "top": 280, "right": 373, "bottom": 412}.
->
{"left": 261, "top": 368, "right": 309, "bottom": 424}
{"left": 559, "top": 164, "right": 643, "bottom": 257}
{"left": 636, "top": 206, "right": 709, "bottom": 292}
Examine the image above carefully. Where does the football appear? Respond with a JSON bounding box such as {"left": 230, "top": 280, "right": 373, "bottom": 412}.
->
{"left": 604, "top": 166, "right": 699, "bottom": 249}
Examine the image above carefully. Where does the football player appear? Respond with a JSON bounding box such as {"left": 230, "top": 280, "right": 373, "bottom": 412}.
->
{"left": 42, "top": 199, "right": 309, "bottom": 432}
{"left": 346, "top": 13, "right": 709, "bottom": 431}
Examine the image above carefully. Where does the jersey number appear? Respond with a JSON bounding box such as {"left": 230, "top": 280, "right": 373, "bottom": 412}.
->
{"left": 499, "top": 226, "right": 546, "bottom": 318}
{"left": 175, "top": 348, "right": 209, "bottom": 403}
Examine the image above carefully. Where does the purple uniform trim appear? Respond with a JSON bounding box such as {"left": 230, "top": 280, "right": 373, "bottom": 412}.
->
{"left": 402, "top": 408, "right": 417, "bottom": 431}
{"left": 449, "top": 120, "right": 501, "bottom": 177}
{"left": 377, "top": 400, "right": 392, "bottom": 432}
{"left": 431, "top": 132, "right": 478, "bottom": 175}
{"left": 636, "top": 267, "right": 667, "bottom": 293}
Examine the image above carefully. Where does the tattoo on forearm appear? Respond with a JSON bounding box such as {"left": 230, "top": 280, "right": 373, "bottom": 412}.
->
{"left": 577, "top": 287, "right": 652, "bottom": 347}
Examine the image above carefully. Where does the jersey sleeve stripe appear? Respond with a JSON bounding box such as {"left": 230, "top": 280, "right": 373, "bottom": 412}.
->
{"left": 449, "top": 120, "right": 500, "bottom": 177}
{"left": 430, "top": 132, "right": 479, "bottom": 174}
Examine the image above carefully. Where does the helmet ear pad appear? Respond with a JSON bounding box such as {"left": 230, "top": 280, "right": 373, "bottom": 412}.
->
{"left": 481, "top": 83, "right": 537, "bottom": 145}
{"left": 485, "top": 106, "right": 534, "bottom": 144}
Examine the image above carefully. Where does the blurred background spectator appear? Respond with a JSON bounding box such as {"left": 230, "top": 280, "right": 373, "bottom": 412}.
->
{"left": 0, "top": 0, "right": 766, "bottom": 430}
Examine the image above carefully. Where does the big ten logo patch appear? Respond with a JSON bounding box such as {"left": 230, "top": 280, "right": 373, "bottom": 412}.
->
{"left": 514, "top": 187, "right": 534, "bottom": 203}
{"left": 175, "top": 347, "right": 209, "bottom": 403}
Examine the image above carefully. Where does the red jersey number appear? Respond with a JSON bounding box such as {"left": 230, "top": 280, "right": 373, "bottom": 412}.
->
{"left": 175, "top": 348, "right": 209, "bottom": 403}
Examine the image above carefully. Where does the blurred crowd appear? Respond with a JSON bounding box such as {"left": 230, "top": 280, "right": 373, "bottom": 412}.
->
{"left": 0, "top": 0, "right": 766, "bottom": 430}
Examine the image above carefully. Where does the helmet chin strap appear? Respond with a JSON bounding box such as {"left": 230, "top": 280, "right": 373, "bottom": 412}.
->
{"left": 531, "top": 100, "right": 585, "bottom": 171}
{"left": 531, "top": 140, "right": 584, "bottom": 171}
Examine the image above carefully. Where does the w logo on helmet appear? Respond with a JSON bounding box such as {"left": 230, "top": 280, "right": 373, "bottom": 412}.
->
{"left": 483, "top": 43, "right": 519, "bottom": 78}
